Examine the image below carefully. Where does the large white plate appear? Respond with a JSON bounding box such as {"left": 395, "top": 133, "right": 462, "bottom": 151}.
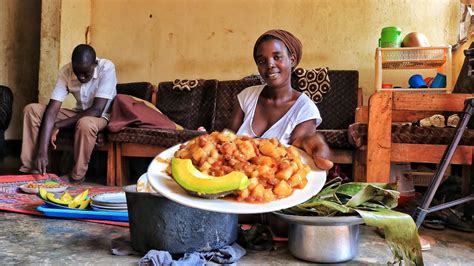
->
{"left": 147, "top": 143, "right": 326, "bottom": 214}
{"left": 19, "top": 184, "right": 68, "bottom": 194}
{"left": 91, "top": 192, "right": 126, "bottom": 205}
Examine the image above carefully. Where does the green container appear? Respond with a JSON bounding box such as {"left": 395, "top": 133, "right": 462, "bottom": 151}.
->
{"left": 378, "top": 26, "right": 402, "bottom": 48}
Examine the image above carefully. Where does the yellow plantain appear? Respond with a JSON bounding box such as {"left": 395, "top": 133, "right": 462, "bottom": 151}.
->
{"left": 60, "top": 192, "right": 73, "bottom": 203}
{"left": 46, "top": 192, "right": 68, "bottom": 205}
{"left": 78, "top": 198, "right": 91, "bottom": 209}
{"left": 39, "top": 188, "right": 48, "bottom": 201}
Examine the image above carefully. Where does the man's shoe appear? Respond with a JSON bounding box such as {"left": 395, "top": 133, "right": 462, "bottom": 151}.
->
{"left": 59, "top": 174, "right": 85, "bottom": 185}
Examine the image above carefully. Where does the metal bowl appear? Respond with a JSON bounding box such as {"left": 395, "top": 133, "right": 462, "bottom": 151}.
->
{"left": 124, "top": 185, "right": 238, "bottom": 254}
{"left": 273, "top": 212, "right": 364, "bottom": 263}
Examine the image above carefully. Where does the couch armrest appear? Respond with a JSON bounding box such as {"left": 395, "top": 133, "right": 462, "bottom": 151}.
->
{"left": 0, "top": 85, "right": 13, "bottom": 130}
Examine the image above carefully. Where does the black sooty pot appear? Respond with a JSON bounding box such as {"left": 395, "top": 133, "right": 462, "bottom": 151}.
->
{"left": 124, "top": 185, "right": 238, "bottom": 254}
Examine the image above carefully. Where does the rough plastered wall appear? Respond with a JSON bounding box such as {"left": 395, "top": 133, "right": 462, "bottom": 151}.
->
{"left": 38, "top": 0, "right": 61, "bottom": 107}
{"left": 0, "top": 0, "right": 41, "bottom": 139}
{"left": 87, "top": 0, "right": 459, "bottom": 102}
{"left": 39, "top": 0, "right": 91, "bottom": 109}
{"left": 31, "top": 0, "right": 460, "bottom": 140}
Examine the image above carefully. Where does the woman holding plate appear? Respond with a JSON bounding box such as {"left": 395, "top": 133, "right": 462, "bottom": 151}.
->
{"left": 229, "top": 29, "right": 333, "bottom": 171}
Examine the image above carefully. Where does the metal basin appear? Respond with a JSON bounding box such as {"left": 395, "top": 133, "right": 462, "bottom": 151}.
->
{"left": 124, "top": 185, "right": 238, "bottom": 254}
{"left": 273, "top": 212, "right": 364, "bottom": 263}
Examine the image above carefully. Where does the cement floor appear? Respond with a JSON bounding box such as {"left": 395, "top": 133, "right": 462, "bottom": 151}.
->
{"left": 0, "top": 211, "right": 473, "bottom": 265}
{"left": 1, "top": 154, "right": 473, "bottom": 265}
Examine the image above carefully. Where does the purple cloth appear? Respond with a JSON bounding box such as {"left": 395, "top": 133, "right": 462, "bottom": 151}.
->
{"left": 138, "top": 243, "right": 246, "bottom": 266}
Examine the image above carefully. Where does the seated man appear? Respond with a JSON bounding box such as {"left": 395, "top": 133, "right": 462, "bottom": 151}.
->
{"left": 20, "top": 44, "right": 117, "bottom": 184}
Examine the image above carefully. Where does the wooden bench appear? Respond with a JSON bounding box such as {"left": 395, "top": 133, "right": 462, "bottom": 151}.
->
{"left": 353, "top": 91, "right": 474, "bottom": 184}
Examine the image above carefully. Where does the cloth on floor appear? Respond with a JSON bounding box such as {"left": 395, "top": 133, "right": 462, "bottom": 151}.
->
{"left": 138, "top": 243, "right": 246, "bottom": 266}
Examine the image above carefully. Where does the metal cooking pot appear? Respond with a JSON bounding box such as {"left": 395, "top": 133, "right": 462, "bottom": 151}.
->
{"left": 273, "top": 212, "right": 364, "bottom": 263}
{"left": 124, "top": 185, "right": 238, "bottom": 254}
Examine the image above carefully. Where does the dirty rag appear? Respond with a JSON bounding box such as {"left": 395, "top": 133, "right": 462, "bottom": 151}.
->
{"left": 138, "top": 243, "right": 246, "bottom": 266}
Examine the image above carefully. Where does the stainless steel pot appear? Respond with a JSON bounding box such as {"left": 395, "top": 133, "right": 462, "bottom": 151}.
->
{"left": 124, "top": 185, "right": 238, "bottom": 254}
{"left": 273, "top": 212, "right": 364, "bottom": 263}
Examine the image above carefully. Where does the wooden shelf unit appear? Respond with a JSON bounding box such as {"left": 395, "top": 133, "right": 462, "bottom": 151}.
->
{"left": 375, "top": 46, "right": 452, "bottom": 92}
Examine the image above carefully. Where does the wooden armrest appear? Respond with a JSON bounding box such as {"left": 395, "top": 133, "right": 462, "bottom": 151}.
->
{"left": 357, "top": 87, "right": 363, "bottom": 108}
{"left": 151, "top": 84, "right": 158, "bottom": 105}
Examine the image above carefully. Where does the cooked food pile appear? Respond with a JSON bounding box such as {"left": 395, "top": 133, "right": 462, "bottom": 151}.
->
{"left": 169, "top": 131, "right": 311, "bottom": 203}
{"left": 24, "top": 181, "right": 65, "bottom": 189}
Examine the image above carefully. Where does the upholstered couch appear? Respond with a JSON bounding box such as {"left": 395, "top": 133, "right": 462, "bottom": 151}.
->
{"left": 50, "top": 82, "right": 156, "bottom": 185}
{"left": 109, "top": 69, "right": 361, "bottom": 185}
{"left": 0, "top": 85, "right": 13, "bottom": 159}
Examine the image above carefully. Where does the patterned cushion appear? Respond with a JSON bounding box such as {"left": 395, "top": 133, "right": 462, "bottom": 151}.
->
{"left": 292, "top": 67, "right": 331, "bottom": 103}
{"left": 0, "top": 85, "right": 13, "bottom": 130}
{"left": 108, "top": 127, "right": 206, "bottom": 147}
{"left": 213, "top": 79, "right": 264, "bottom": 132}
{"left": 156, "top": 79, "right": 218, "bottom": 131}
{"left": 172, "top": 79, "right": 199, "bottom": 91}
{"left": 319, "top": 129, "right": 353, "bottom": 149}
{"left": 116, "top": 82, "right": 154, "bottom": 102}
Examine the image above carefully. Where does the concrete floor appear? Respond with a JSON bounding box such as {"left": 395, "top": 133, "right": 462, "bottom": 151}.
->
{"left": 0, "top": 211, "right": 473, "bottom": 265}
{"left": 1, "top": 154, "right": 473, "bottom": 265}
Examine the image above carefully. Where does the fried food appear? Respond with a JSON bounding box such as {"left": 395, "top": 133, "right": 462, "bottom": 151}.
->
{"left": 170, "top": 131, "right": 310, "bottom": 203}
{"left": 24, "top": 181, "right": 65, "bottom": 189}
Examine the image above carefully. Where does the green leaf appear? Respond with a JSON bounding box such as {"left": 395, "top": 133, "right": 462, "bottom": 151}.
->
{"left": 281, "top": 182, "right": 423, "bottom": 265}
{"left": 355, "top": 209, "right": 423, "bottom": 266}
{"left": 343, "top": 184, "right": 399, "bottom": 209}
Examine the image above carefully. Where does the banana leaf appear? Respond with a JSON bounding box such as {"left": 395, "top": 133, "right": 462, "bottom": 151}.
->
{"left": 342, "top": 184, "right": 399, "bottom": 209}
{"left": 356, "top": 209, "right": 423, "bottom": 266}
{"left": 281, "top": 182, "right": 423, "bottom": 265}
{"left": 290, "top": 199, "right": 352, "bottom": 216}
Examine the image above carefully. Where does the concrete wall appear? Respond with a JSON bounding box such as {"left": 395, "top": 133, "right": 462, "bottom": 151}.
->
{"left": 87, "top": 0, "right": 459, "bottom": 100}
{"left": 0, "top": 0, "right": 41, "bottom": 140}
{"left": 38, "top": 0, "right": 91, "bottom": 108}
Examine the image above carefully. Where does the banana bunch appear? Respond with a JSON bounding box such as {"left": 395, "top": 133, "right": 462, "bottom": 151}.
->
{"left": 39, "top": 188, "right": 91, "bottom": 209}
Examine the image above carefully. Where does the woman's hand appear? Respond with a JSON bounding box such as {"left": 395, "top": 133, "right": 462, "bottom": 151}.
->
{"left": 292, "top": 133, "right": 334, "bottom": 170}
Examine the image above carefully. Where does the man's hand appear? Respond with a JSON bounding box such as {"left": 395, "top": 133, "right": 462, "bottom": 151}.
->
{"left": 36, "top": 153, "right": 49, "bottom": 175}
{"left": 292, "top": 133, "right": 334, "bottom": 171}
{"left": 50, "top": 127, "right": 59, "bottom": 150}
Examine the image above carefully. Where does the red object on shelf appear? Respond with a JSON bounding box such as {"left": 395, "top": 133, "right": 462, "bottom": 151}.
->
{"left": 382, "top": 83, "right": 393, "bottom": 88}
{"left": 424, "top": 77, "right": 434, "bottom": 87}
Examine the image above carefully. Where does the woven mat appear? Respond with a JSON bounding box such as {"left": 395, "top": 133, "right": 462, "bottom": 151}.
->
{"left": 0, "top": 174, "right": 129, "bottom": 227}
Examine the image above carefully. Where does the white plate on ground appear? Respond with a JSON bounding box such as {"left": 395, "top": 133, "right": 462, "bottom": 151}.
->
{"left": 90, "top": 204, "right": 127, "bottom": 212}
{"left": 90, "top": 203, "right": 127, "bottom": 210}
{"left": 147, "top": 143, "right": 326, "bottom": 214}
{"left": 91, "top": 201, "right": 127, "bottom": 208}
{"left": 19, "top": 184, "right": 68, "bottom": 194}
{"left": 91, "top": 192, "right": 126, "bottom": 205}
